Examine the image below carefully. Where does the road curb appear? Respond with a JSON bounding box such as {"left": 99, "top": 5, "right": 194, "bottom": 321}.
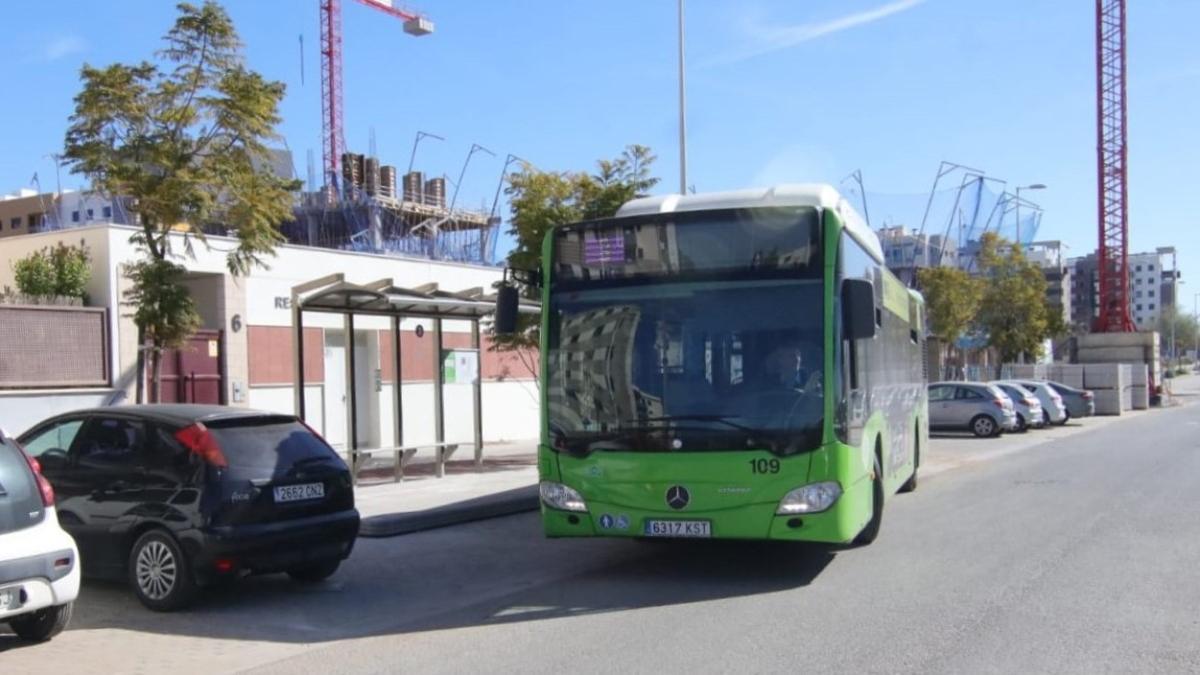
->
{"left": 358, "top": 485, "right": 539, "bottom": 537}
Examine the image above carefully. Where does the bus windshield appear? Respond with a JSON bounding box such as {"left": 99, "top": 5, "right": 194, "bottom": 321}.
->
{"left": 547, "top": 207, "right": 823, "bottom": 455}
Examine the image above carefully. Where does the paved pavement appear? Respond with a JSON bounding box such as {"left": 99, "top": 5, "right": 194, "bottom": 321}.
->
{"left": 3, "top": 378, "right": 1199, "bottom": 673}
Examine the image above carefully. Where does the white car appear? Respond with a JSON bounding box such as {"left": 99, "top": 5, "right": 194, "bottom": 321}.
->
{"left": 0, "top": 429, "right": 79, "bottom": 642}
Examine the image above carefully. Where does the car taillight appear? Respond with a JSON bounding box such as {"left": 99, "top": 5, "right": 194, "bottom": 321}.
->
{"left": 23, "top": 453, "right": 55, "bottom": 507}
{"left": 175, "top": 423, "right": 228, "bottom": 467}
{"left": 1024, "top": 397, "right": 1038, "bottom": 406}
{"left": 992, "top": 398, "right": 1007, "bottom": 408}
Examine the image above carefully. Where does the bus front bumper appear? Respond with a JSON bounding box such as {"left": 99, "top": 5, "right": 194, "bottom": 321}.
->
{"left": 541, "top": 475, "right": 873, "bottom": 544}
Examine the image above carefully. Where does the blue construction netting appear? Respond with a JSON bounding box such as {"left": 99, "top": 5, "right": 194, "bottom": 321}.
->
{"left": 854, "top": 177, "right": 1042, "bottom": 247}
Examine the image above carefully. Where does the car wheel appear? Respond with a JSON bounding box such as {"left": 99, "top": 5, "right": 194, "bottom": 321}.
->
{"left": 1043, "top": 410, "right": 1052, "bottom": 426}
{"left": 853, "top": 454, "right": 884, "bottom": 546}
{"left": 129, "top": 529, "right": 197, "bottom": 612}
{"left": 8, "top": 602, "right": 73, "bottom": 642}
{"left": 287, "top": 559, "right": 341, "bottom": 583}
{"left": 970, "top": 415, "right": 997, "bottom": 438}
{"left": 1015, "top": 413, "right": 1028, "bottom": 432}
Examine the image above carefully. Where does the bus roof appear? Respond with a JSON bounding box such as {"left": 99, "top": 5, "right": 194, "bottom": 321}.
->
{"left": 616, "top": 184, "right": 883, "bottom": 262}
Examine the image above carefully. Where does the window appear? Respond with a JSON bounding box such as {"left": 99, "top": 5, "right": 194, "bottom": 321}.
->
{"left": 956, "top": 387, "right": 984, "bottom": 400}
{"left": 1136, "top": 265, "right": 1142, "bottom": 272}
{"left": 8, "top": 217, "right": 18, "bottom": 229}
{"left": 102, "top": 205, "right": 112, "bottom": 218}
{"left": 71, "top": 210, "right": 80, "bottom": 223}
{"left": 76, "top": 417, "right": 146, "bottom": 469}
{"left": 20, "top": 419, "right": 85, "bottom": 458}
{"left": 1149, "top": 303, "right": 1156, "bottom": 310}
{"left": 1149, "top": 264, "right": 1155, "bottom": 271}
{"left": 1149, "top": 290, "right": 1155, "bottom": 298}
{"left": 929, "top": 386, "right": 954, "bottom": 402}
{"left": 1135, "top": 291, "right": 1142, "bottom": 298}
{"left": 1136, "top": 304, "right": 1143, "bottom": 311}
{"left": 85, "top": 208, "right": 94, "bottom": 220}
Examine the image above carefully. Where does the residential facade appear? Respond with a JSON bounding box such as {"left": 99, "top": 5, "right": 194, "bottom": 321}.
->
{"left": 1069, "top": 249, "right": 1180, "bottom": 331}
{"left": 0, "top": 223, "right": 538, "bottom": 448}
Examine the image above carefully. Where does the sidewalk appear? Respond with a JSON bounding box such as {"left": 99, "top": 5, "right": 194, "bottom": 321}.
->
{"left": 352, "top": 440, "right": 539, "bottom": 537}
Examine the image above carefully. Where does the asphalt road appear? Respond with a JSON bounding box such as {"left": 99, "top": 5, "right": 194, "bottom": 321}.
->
{"left": 4, "top": 389, "right": 1200, "bottom": 674}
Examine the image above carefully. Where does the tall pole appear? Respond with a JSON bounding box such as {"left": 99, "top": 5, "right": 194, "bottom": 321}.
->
{"left": 677, "top": 0, "right": 688, "bottom": 195}
{"left": 1193, "top": 292, "right": 1199, "bottom": 362}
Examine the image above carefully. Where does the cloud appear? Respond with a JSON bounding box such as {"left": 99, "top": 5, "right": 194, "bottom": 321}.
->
{"left": 705, "top": 0, "right": 925, "bottom": 67}
{"left": 42, "top": 35, "right": 87, "bottom": 61}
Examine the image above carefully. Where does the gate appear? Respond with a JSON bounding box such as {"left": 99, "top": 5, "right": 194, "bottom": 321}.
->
{"left": 157, "top": 330, "right": 224, "bottom": 404}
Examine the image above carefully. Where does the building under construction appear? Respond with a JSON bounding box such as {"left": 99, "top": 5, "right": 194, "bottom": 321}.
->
{"left": 286, "top": 152, "right": 500, "bottom": 264}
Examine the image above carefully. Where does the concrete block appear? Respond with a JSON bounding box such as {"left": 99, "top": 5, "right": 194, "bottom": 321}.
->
{"left": 1078, "top": 332, "right": 1157, "bottom": 349}
{"left": 1130, "top": 366, "right": 1149, "bottom": 386}
{"left": 1077, "top": 346, "right": 1153, "bottom": 363}
{"left": 1083, "top": 364, "right": 1122, "bottom": 390}
{"left": 1092, "top": 389, "right": 1124, "bottom": 415}
{"left": 1131, "top": 384, "right": 1149, "bottom": 410}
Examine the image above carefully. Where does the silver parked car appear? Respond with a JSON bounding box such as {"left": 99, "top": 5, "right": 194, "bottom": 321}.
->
{"left": 1012, "top": 380, "right": 1069, "bottom": 426}
{"left": 1044, "top": 381, "right": 1095, "bottom": 420}
{"left": 992, "top": 382, "right": 1045, "bottom": 431}
{"left": 929, "top": 382, "right": 1016, "bottom": 438}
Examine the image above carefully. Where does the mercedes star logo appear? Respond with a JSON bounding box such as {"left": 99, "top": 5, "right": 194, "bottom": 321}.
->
{"left": 665, "top": 485, "right": 690, "bottom": 510}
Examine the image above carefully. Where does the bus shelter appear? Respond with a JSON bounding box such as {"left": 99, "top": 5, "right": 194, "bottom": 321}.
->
{"left": 290, "top": 273, "right": 538, "bottom": 483}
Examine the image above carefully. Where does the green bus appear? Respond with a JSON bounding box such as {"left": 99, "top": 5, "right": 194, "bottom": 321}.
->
{"left": 497, "top": 184, "right": 928, "bottom": 544}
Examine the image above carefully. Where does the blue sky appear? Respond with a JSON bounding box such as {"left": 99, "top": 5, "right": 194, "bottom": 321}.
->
{"left": 1, "top": 1, "right": 1197, "bottom": 289}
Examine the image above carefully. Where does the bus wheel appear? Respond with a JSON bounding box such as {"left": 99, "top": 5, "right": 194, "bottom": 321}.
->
{"left": 900, "top": 425, "right": 919, "bottom": 493}
{"left": 854, "top": 453, "right": 884, "bottom": 546}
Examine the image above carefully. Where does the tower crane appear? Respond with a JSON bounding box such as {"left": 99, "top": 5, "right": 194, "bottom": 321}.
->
{"left": 1094, "top": 0, "right": 1131, "bottom": 333}
{"left": 319, "top": 0, "right": 433, "bottom": 202}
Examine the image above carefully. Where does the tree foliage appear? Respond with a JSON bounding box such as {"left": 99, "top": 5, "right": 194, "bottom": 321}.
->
{"left": 975, "top": 232, "right": 1051, "bottom": 362}
{"left": 62, "top": 1, "right": 296, "bottom": 400}
{"left": 497, "top": 145, "right": 659, "bottom": 353}
{"left": 916, "top": 266, "right": 982, "bottom": 346}
{"left": 11, "top": 242, "right": 92, "bottom": 301}
{"left": 1157, "top": 305, "right": 1199, "bottom": 360}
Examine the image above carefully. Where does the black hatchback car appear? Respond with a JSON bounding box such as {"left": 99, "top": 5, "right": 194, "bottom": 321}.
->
{"left": 17, "top": 405, "right": 359, "bottom": 611}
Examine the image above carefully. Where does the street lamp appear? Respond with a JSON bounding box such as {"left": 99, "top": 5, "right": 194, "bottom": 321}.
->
{"left": 1014, "top": 183, "right": 1046, "bottom": 246}
{"left": 1158, "top": 246, "right": 1178, "bottom": 367}
{"left": 677, "top": 0, "right": 688, "bottom": 195}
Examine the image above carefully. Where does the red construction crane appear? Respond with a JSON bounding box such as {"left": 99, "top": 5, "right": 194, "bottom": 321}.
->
{"left": 319, "top": 0, "right": 433, "bottom": 202}
{"left": 1094, "top": 0, "right": 1132, "bottom": 333}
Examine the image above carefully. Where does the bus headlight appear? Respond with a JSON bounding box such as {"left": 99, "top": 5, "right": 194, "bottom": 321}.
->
{"left": 777, "top": 482, "right": 842, "bottom": 515}
{"left": 540, "top": 481, "right": 588, "bottom": 512}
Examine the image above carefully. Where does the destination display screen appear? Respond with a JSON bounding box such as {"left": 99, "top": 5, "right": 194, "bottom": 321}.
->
{"left": 553, "top": 206, "right": 821, "bottom": 286}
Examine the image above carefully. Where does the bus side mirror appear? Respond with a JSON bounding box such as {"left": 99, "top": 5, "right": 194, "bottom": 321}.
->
{"left": 494, "top": 284, "right": 520, "bottom": 335}
{"left": 842, "top": 279, "right": 876, "bottom": 340}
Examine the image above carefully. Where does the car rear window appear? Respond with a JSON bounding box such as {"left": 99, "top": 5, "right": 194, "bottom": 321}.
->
{"left": 0, "top": 437, "right": 45, "bottom": 534}
{"left": 206, "top": 417, "right": 340, "bottom": 478}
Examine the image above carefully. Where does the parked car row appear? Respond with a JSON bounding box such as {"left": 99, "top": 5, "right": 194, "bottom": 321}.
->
{"left": 2, "top": 405, "right": 360, "bottom": 640}
{"left": 929, "top": 379, "right": 1095, "bottom": 438}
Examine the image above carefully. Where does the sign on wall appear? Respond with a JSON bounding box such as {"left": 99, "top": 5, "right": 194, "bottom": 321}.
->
{"left": 443, "top": 349, "right": 479, "bottom": 385}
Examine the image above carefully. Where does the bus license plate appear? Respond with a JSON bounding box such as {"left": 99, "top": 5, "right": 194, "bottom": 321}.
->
{"left": 643, "top": 520, "right": 711, "bottom": 538}
{"left": 274, "top": 482, "right": 325, "bottom": 503}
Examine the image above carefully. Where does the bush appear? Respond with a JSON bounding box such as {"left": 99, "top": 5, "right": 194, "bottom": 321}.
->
{"left": 11, "top": 242, "right": 91, "bottom": 301}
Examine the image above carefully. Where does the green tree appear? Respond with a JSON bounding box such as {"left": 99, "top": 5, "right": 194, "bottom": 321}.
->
{"left": 975, "top": 232, "right": 1051, "bottom": 362}
{"left": 62, "top": 1, "right": 297, "bottom": 401}
{"left": 916, "top": 265, "right": 982, "bottom": 368}
{"left": 497, "top": 145, "right": 659, "bottom": 360}
{"left": 11, "top": 242, "right": 91, "bottom": 301}
{"left": 1157, "top": 305, "right": 1198, "bottom": 363}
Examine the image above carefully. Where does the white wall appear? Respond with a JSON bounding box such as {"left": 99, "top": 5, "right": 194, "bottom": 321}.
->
{"left": 0, "top": 389, "right": 122, "bottom": 436}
